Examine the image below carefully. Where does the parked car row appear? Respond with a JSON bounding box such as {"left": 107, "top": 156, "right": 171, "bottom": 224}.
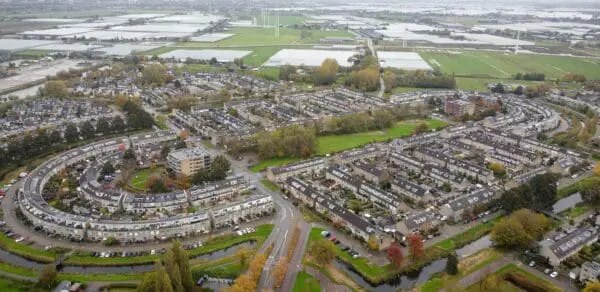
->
{"left": 183, "top": 241, "right": 204, "bottom": 250}
{"left": 321, "top": 230, "right": 360, "bottom": 259}
{"left": 234, "top": 226, "right": 255, "bottom": 236}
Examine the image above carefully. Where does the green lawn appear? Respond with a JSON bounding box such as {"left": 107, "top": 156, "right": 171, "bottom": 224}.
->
{"left": 420, "top": 50, "right": 600, "bottom": 79}
{"left": 260, "top": 179, "right": 280, "bottom": 192}
{"left": 434, "top": 215, "right": 502, "bottom": 250}
{"left": 558, "top": 175, "right": 600, "bottom": 198}
{"left": 249, "top": 157, "right": 301, "bottom": 172}
{"left": 129, "top": 167, "right": 164, "bottom": 190}
{"left": 559, "top": 205, "right": 590, "bottom": 219}
{"left": 465, "top": 263, "right": 562, "bottom": 292}
{"left": 0, "top": 277, "right": 41, "bottom": 292}
{"left": 0, "top": 232, "right": 59, "bottom": 263}
{"left": 65, "top": 224, "right": 273, "bottom": 266}
{"left": 293, "top": 271, "right": 321, "bottom": 292}
{"left": 316, "top": 119, "right": 447, "bottom": 155}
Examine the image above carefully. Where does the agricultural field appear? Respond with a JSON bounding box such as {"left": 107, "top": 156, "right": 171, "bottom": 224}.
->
{"left": 419, "top": 50, "right": 600, "bottom": 80}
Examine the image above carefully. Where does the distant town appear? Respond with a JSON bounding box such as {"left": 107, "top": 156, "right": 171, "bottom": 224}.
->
{"left": 0, "top": 1, "right": 599, "bottom": 292}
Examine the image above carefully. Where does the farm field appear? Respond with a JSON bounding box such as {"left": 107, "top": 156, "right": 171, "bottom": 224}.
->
{"left": 419, "top": 50, "right": 600, "bottom": 79}
{"left": 177, "top": 27, "right": 353, "bottom": 47}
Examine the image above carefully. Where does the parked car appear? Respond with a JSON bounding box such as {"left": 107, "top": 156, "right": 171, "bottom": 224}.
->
{"left": 550, "top": 271, "right": 558, "bottom": 278}
{"left": 528, "top": 261, "right": 535, "bottom": 267}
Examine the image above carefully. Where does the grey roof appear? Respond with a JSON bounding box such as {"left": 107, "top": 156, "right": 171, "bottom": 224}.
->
{"left": 269, "top": 158, "right": 325, "bottom": 176}
{"left": 403, "top": 210, "right": 437, "bottom": 230}
{"left": 549, "top": 227, "right": 599, "bottom": 259}
{"left": 444, "top": 188, "right": 496, "bottom": 212}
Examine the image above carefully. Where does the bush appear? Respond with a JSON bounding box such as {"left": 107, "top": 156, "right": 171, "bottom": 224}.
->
{"left": 503, "top": 271, "right": 547, "bottom": 292}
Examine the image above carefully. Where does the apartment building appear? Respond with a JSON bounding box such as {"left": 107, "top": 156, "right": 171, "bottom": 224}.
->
{"left": 167, "top": 147, "right": 213, "bottom": 176}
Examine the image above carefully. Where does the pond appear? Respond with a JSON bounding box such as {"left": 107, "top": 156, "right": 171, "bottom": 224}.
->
{"left": 335, "top": 258, "right": 447, "bottom": 291}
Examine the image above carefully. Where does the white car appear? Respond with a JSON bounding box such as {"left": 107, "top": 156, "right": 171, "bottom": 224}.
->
{"left": 550, "top": 271, "right": 558, "bottom": 278}
{"left": 528, "top": 261, "right": 535, "bottom": 267}
{"left": 236, "top": 231, "right": 243, "bottom": 236}
{"left": 150, "top": 249, "right": 156, "bottom": 255}
{"left": 15, "top": 237, "right": 25, "bottom": 243}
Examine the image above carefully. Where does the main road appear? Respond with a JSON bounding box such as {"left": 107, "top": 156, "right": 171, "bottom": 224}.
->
{"left": 163, "top": 113, "right": 313, "bottom": 290}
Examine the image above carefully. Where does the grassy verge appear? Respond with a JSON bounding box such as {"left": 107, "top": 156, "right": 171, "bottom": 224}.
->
{"left": 0, "top": 277, "right": 41, "bottom": 292}
{"left": 249, "top": 157, "right": 301, "bottom": 172}
{"left": 259, "top": 179, "right": 280, "bottom": 192}
{"left": 57, "top": 273, "right": 145, "bottom": 282}
{"left": 558, "top": 175, "right": 600, "bottom": 198}
{"left": 0, "top": 261, "right": 38, "bottom": 278}
{"left": 0, "top": 233, "right": 58, "bottom": 263}
{"left": 293, "top": 271, "right": 321, "bottom": 292}
{"left": 419, "top": 249, "right": 503, "bottom": 292}
{"left": 65, "top": 224, "right": 273, "bottom": 266}
{"left": 434, "top": 215, "right": 502, "bottom": 250}
{"left": 465, "top": 263, "right": 562, "bottom": 292}
{"left": 559, "top": 205, "right": 590, "bottom": 219}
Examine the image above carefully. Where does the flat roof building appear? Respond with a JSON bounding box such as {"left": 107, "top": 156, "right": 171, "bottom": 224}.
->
{"left": 167, "top": 147, "right": 213, "bottom": 176}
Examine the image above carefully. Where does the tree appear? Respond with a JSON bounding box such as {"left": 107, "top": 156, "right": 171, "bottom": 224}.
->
{"left": 218, "top": 88, "right": 232, "bottom": 101}
{"left": 386, "top": 244, "right": 404, "bottom": 268}
{"left": 309, "top": 238, "right": 336, "bottom": 266}
{"left": 442, "top": 182, "right": 452, "bottom": 192}
{"left": 594, "top": 161, "right": 600, "bottom": 177}
{"left": 147, "top": 176, "right": 169, "bottom": 193}
{"left": 367, "top": 235, "right": 380, "bottom": 251}
{"left": 446, "top": 253, "right": 459, "bottom": 275}
{"left": 279, "top": 65, "right": 296, "bottom": 81}
{"left": 492, "top": 83, "right": 505, "bottom": 93}
{"left": 313, "top": 58, "right": 340, "bottom": 86}
{"left": 413, "top": 122, "right": 429, "bottom": 135}
{"left": 64, "top": 123, "right": 79, "bottom": 143}
{"left": 211, "top": 155, "right": 231, "bottom": 180}
{"left": 136, "top": 272, "right": 156, "bottom": 292}
{"left": 42, "top": 80, "right": 68, "bottom": 97}
{"left": 160, "top": 145, "right": 171, "bottom": 161}
{"left": 226, "top": 274, "right": 256, "bottom": 292}
{"left": 511, "top": 209, "right": 551, "bottom": 240}
{"left": 350, "top": 68, "right": 380, "bottom": 91}
{"left": 236, "top": 247, "right": 252, "bottom": 266}
{"left": 383, "top": 70, "right": 397, "bottom": 92}
{"left": 101, "top": 162, "right": 115, "bottom": 176}
{"left": 500, "top": 184, "right": 533, "bottom": 213}
{"left": 583, "top": 281, "right": 600, "bottom": 292}
{"left": 142, "top": 64, "right": 168, "bottom": 87}
{"left": 191, "top": 168, "right": 211, "bottom": 185}
{"left": 38, "top": 264, "right": 57, "bottom": 288}
{"left": 248, "top": 252, "right": 267, "bottom": 281}
{"left": 272, "top": 256, "right": 288, "bottom": 288}
{"left": 112, "top": 116, "right": 125, "bottom": 133}
{"left": 407, "top": 234, "right": 424, "bottom": 259}
{"left": 491, "top": 217, "right": 532, "bottom": 249}
{"left": 96, "top": 117, "right": 111, "bottom": 135}
{"left": 164, "top": 250, "right": 184, "bottom": 292}
{"left": 529, "top": 173, "right": 559, "bottom": 209}
{"left": 488, "top": 163, "right": 506, "bottom": 177}
{"left": 233, "top": 58, "right": 244, "bottom": 68}
{"left": 80, "top": 120, "right": 96, "bottom": 140}
{"left": 155, "top": 262, "right": 174, "bottom": 292}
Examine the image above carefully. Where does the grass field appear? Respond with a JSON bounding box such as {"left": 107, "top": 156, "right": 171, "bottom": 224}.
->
{"left": 0, "top": 277, "right": 41, "bottom": 292}
{"left": 66, "top": 224, "right": 274, "bottom": 266}
{"left": 434, "top": 215, "right": 502, "bottom": 250}
{"left": 293, "top": 271, "right": 321, "bottom": 292}
{"left": 249, "top": 119, "right": 447, "bottom": 172}
{"left": 249, "top": 157, "right": 301, "bottom": 172}
{"left": 420, "top": 50, "right": 600, "bottom": 80}
{"left": 316, "top": 119, "right": 447, "bottom": 155}
{"left": 129, "top": 167, "right": 164, "bottom": 190}
{"left": 558, "top": 175, "right": 600, "bottom": 198}
{"left": 0, "top": 232, "right": 59, "bottom": 263}
{"left": 259, "top": 178, "right": 280, "bottom": 192}
{"left": 559, "top": 205, "right": 590, "bottom": 219}
{"left": 465, "top": 263, "right": 562, "bottom": 292}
